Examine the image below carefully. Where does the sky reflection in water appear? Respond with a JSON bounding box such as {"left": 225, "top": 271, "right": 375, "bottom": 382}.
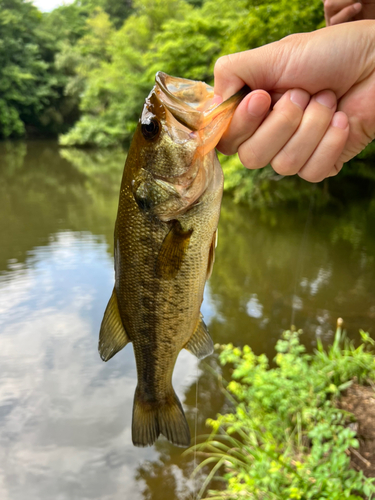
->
{"left": 0, "top": 231, "right": 202, "bottom": 499}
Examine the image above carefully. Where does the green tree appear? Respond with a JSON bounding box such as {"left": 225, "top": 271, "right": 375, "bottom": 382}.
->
{"left": 60, "top": 0, "right": 190, "bottom": 147}
{"left": 78, "top": 0, "right": 134, "bottom": 28}
{"left": 59, "top": 0, "right": 324, "bottom": 147}
{"left": 0, "top": 0, "right": 56, "bottom": 137}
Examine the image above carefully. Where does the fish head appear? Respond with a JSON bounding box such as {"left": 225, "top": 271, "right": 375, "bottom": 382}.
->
{"left": 131, "top": 72, "right": 247, "bottom": 221}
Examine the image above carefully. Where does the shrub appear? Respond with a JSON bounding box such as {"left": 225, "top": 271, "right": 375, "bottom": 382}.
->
{"left": 192, "top": 326, "right": 375, "bottom": 499}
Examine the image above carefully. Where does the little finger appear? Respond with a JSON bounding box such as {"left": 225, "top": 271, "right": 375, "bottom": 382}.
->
{"left": 328, "top": 162, "right": 344, "bottom": 177}
{"left": 329, "top": 2, "right": 362, "bottom": 25}
{"left": 298, "top": 112, "right": 349, "bottom": 182}
{"left": 271, "top": 90, "right": 337, "bottom": 175}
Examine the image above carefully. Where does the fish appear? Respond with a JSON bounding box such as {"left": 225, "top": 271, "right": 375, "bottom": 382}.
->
{"left": 98, "top": 72, "right": 246, "bottom": 448}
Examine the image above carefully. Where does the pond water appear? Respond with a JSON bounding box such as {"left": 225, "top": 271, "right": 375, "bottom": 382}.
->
{"left": 0, "top": 140, "right": 374, "bottom": 499}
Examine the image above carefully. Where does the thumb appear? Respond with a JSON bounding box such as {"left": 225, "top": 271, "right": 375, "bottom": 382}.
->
{"left": 214, "top": 44, "right": 287, "bottom": 100}
{"left": 214, "top": 22, "right": 373, "bottom": 101}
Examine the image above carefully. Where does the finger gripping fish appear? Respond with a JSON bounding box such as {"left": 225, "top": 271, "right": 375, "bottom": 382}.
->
{"left": 98, "top": 72, "right": 246, "bottom": 447}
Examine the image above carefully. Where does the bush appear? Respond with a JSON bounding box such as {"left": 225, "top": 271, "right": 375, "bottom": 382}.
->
{"left": 192, "top": 326, "right": 375, "bottom": 499}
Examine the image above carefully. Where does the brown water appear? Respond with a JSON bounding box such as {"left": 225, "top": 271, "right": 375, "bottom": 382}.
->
{"left": 0, "top": 140, "right": 374, "bottom": 500}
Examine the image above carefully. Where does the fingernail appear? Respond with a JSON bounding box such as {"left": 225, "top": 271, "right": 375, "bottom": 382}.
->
{"left": 315, "top": 91, "right": 336, "bottom": 109}
{"left": 353, "top": 2, "right": 362, "bottom": 12}
{"left": 290, "top": 89, "right": 310, "bottom": 110}
{"left": 247, "top": 93, "right": 269, "bottom": 117}
{"left": 331, "top": 112, "right": 348, "bottom": 129}
{"left": 212, "top": 94, "right": 223, "bottom": 105}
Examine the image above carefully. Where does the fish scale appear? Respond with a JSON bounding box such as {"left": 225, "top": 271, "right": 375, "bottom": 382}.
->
{"left": 98, "top": 72, "right": 247, "bottom": 447}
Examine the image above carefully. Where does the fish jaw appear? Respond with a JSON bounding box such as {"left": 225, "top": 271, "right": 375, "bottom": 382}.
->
{"left": 131, "top": 73, "right": 247, "bottom": 222}
{"left": 156, "top": 71, "right": 249, "bottom": 153}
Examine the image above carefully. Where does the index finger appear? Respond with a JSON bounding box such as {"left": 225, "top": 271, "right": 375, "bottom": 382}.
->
{"left": 214, "top": 54, "right": 247, "bottom": 100}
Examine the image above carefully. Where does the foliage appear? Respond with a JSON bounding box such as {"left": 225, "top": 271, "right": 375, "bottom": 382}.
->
{"left": 59, "top": 0, "right": 191, "bottom": 147}
{"left": 0, "top": 0, "right": 57, "bottom": 137}
{"left": 59, "top": 0, "right": 324, "bottom": 147}
{"left": 220, "top": 154, "right": 325, "bottom": 209}
{"left": 192, "top": 327, "right": 375, "bottom": 499}
{"left": 220, "top": 149, "right": 375, "bottom": 209}
{"left": 83, "top": 0, "right": 134, "bottom": 28}
{"left": 0, "top": 0, "right": 135, "bottom": 139}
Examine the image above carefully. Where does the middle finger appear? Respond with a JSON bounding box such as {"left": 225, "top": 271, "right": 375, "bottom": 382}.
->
{"left": 237, "top": 88, "right": 310, "bottom": 169}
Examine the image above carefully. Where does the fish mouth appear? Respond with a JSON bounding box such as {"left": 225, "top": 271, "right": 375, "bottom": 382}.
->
{"left": 137, "top": 73, "right": 249, "bottom": 220}
{"left": 155, "top": 72, "right": 249, "bottom": 152}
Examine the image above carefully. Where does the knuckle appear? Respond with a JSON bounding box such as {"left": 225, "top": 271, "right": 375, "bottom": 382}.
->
{"left": 271, "top": 151, "right": 299, "bottom": 176}
{"left": 219, "top": 142, "right": 236, "bottom": 156}
{"left": 238, "top": 142, "right": 264, "bottom": 169}
{"left": 298, "top": 168, "right": 325, "bottom": 183}
{"left": 214, "top": 56, "right": 230, "bottom": 79}
{"left": 277, "top": 108, "right": 301, "bottom": 130}
{"left": 323, "top": 0, "right": 335, "bottom": 15}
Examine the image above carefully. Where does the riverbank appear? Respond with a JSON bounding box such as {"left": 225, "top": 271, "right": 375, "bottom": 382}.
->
{"left": 194, "top": 323, "right": 375, "bottom": 499}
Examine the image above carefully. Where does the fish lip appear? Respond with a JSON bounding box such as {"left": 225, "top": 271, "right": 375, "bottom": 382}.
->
{"left": 155, "top": 72, "right": 204, "bottom": 131}
{"left": 155, "top": 71, "right": 250, "bottom": 133}
{"left": 155, "top": 72, "right": 250, "bottom": 154}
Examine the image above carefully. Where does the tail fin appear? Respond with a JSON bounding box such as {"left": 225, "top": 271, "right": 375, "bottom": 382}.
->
{"left": 132, "top": 386, "right": 191, "bottom": 448}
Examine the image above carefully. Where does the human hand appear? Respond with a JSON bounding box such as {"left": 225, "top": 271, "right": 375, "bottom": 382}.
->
{"left": 324, "top": 0, "right": 362, "bottom": 26}
{"left": 214, "top": 21, "right": 375, "bottom": 182}
{"left": 324, "top": 0, "right": 375, "bottom": 26}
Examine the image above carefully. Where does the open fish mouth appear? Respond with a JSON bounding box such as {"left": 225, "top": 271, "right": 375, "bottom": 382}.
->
{"left": 133, "top": 72, "right": 249, "bottom": 219}
{"left": 155, "top": 72, "right": 249, "bottom": 149}
{"left": 155, "top": 72, "right": 217, "bottom": 131}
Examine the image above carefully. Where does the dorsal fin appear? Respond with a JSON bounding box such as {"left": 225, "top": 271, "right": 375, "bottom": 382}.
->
{"left": 184, "top": 314, "right": 214, "bottom": 359}
{"left": 98, "top": 288, "right": 130, "bottom": 361}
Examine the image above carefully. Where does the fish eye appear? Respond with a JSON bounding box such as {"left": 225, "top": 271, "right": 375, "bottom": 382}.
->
{"left": 141, "top": 118, "right": 160, "bottom": 140}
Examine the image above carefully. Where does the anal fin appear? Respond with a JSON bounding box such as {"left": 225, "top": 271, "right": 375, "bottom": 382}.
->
{"left": 98, "top": 288, "right": 130, "bottom": 361}
{"left": 184, "top": 314, "right": 214, "bottom": 359}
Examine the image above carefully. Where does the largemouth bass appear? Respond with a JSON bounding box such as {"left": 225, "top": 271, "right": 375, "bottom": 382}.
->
{"left": 99, "top": 72, "right": 246, "bottom": 447}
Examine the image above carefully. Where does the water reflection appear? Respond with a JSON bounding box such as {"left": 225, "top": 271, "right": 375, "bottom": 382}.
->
{"left": 209, "top": 197, "right": 375, "bottom": 356}
{"left": 0, "top": 141, "right": 374, "bottom": 499}
{"left": 0, "top": 230, "right": 201, "bottom": 499}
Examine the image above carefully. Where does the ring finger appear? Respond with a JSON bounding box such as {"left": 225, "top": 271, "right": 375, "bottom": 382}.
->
{"left": 237, "top": 88, "right": 311, "bottom": 169}
{"left": 271, "top": 90, "right": 337, "bottom": 175}
{"left": 298, "top": 111, "right": 349, "bottom": 182}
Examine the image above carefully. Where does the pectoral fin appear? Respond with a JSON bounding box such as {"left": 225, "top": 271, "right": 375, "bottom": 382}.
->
{"left": 98, "top": 288, "right": 130, "bottom": 361}
{"left": 185, "top": 315, "right": 214, "bottom": 359}
{"left": 206, "top": 229, "right": 217, "bottom": 281}
{"left": 155, "top": 220, "right": 193, "bottom": 280}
